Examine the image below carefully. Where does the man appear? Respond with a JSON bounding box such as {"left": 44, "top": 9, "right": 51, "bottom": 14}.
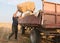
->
{"left": 8, "top": 9, "right": 33, "bottom": 40}
{"left": 8, "top": 10, "right": 19, "bottom": 40}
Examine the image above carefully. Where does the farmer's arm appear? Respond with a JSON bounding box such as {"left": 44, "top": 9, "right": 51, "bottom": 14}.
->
{"left": 13, "top": 10, "right": 19, "bottom": 17}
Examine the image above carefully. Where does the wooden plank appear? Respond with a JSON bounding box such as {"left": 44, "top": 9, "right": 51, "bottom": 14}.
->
{"left": 43, "top": 2, "right": 55, "bottom": 14}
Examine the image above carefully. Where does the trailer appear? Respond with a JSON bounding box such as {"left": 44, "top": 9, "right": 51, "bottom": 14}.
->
{"left": 18, "top": 0, "right": 60, "bottom": 43}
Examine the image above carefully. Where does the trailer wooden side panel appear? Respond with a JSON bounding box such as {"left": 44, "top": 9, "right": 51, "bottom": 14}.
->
{"left": 43, "top": 2, "right": 60, "bottom": 28}
{"left": 44, "top": 2, "right": 55, "bottom": 14}
{"left": 56, "top": 4, "right": 60, "bottom": 14}
{"left": 43, "top": 14, "right": 55, "bottom": 24}
{"left": 56, "top": 16, "right": 60, "bottom": 24}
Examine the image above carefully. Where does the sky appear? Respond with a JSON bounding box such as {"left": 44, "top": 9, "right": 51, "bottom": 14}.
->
{"left": 0, "top": 0, "right": 60, "bottom": 23}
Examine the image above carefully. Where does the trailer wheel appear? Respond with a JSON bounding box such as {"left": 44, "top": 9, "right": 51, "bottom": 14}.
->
{"left": 30, "top": 29, "right": 41, "bottom": 43}
{"left": 20, "top": 26, "right": 25, "bottom": 35}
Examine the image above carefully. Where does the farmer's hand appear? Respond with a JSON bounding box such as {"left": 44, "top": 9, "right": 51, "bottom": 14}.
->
{"left": 13, "top": 10, "right": 18, "bottom": 17}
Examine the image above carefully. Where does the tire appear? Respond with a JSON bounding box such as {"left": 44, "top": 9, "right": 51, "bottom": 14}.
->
{"left": 20, "top": 26, "right": 25, "bottom": 35}
{"left": 30, "top": 29, "right": 41, "bottom": 43}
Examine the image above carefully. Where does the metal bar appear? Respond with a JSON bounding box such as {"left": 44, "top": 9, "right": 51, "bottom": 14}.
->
{"left": 55, "top": 4, "right": 57, "bottom": 24}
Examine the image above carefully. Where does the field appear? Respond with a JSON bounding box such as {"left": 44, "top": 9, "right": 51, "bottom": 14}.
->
{"left": 0, "top": 23, "right": 31, "bottom": 43}
{"left": 0, "top": 23, "right": 59, "bottom": 43}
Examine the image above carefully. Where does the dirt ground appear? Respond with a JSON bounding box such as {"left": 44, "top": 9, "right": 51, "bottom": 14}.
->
{"left": 0, "top": 23, "right": 30, "bottom": 43}
{"left": 0, "top": 27, "right": 31, "bottom": 43}
{"left": 0, "top": 27, "right": 56, "bottom": 43}
{"left": 0, "top": 23, "right": 60, "bottom": 43}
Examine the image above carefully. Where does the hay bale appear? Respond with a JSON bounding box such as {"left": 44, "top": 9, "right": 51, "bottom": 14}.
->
{"left": 17, "top": 1, "right": 35, "bottom": 13}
